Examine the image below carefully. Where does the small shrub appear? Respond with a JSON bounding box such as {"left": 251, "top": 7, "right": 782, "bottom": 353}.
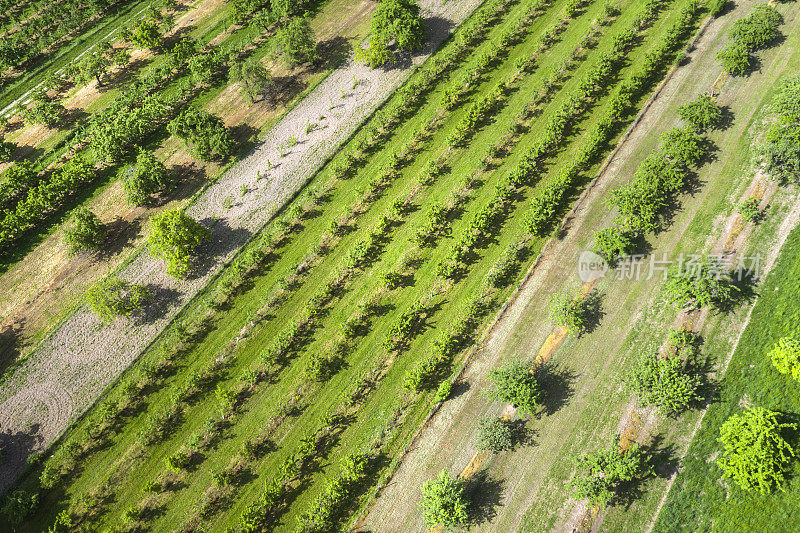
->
{"left": 475, "top": 417, "right": 514, "bottom": 453}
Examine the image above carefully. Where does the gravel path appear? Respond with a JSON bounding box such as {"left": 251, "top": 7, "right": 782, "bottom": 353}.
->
{"left": 0, "top": 0, "right": 485, "bottom": 492}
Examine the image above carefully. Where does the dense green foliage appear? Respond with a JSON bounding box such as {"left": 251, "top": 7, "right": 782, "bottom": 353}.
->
{"left": 358, "top": 0, "right": 425, "bottom": 67}
{"left": 419, "top": 470, "right": 469, "bottom": 529}
{"left": 146, "top": 208, "right": 210, "bottom": 278}
{"left": 663, "top": 261, "right": 738, "bottom": 310}
{"left": 716, "top": 4, "right": 781, "bottom": 75}
{"left": 85, "top": 275, "right": 152, "bottom": 323}
{"left": 0, "top": 490, "right": 39, "bottom": 526}
{"left": 229, "top": 58, "right": 276, "bottom": 103}
{"left": 63, "top": 207, "right": 105, "bottom": 255}
{"left": 625, "top": 353, "right": 701, "bottom": 415}
{"left": 677, "top": 93, "right": 722, "bottom": 132}
{"left": 758, "top": 76, "right": 800, "bottom": 183}
{"left": 593, "top": 226, "right": 635, "bottom": 261}
{"left": 569, "top": 436, "right": 650, "bottom": 507}
{"left": 274, "top": 16, "right": 318, "bottom": 67}
{"left": 549, "top": 290, "right": 591, "bottom": 336}
{"left": 717, "top": 406, "right": 795, "bottom": 494}
{"left": 475, "top": 416, "right": 515, "bottom": 453}
{"left": 168, "top": 109, "right": 234, "bottom": 161}
{"left": 769, "top": 337, "right": 800, "bottom": 381}
{"left": 123, "top": 150, "right": 171, "bottom": 206}
{"left": 22, "top": 91, "right": 65, "bottom": 128}
{"left": 485, "top": 358, "right": 541, "bottom": 416}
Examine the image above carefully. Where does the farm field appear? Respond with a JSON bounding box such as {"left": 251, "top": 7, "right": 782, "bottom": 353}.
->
{"left": 1, "top": 0, "right": 800, "bottom": 532}
{"left": 363, "top": 0, "right": 800, "bottom": 532}
{"left": 0, "top": 0, "right": 374, "bottom": 363}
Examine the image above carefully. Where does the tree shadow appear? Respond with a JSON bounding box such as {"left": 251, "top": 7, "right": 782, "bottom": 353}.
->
{"left": 163, "top": 161, "right": 208, "bottom": 203}
{"left": 0, "top": 424, "right": 44, "bottom": 492}
{"left": 103, "top": 57, "right": 152, "bottom": 90}
{"left": 136, "top": 284, "right": 182, "bottom": 324}
{"left": 716, "top": 269, "right": 759, "bottom": 314}
{"left": 448, "top": 380, "right": 471, "bottom": 401}
{"left": 190, "top": 218, "right": 252, "bottom": 279}
{"left": 536, "top": 362, "right": 578, "bottom": 417}
{"left": 58, "top": 107, "right": 89, "bottom": 128}
{"left": 466, "top": 471, "right": 505, "bottom": 527}
{"left": 0, "top": 322, "right": 22, "bottom": 370}
{"left": 314, "top": 36, "right": 351, "bottom": 72}
{"left": 98, "top": 215, "right": 144, "bottom": 260}
{"left": 579, "top": 290, "right": 605, "bottom": 337}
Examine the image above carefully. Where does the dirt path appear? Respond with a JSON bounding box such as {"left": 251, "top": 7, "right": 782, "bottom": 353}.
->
{"left": 360, "top": 1, "right": 800, "bottom": 531}
{"left": 0, "top": 0, "right": 486, "bottom": 492}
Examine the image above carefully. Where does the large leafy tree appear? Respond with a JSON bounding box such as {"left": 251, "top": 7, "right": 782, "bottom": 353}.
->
{"left": 23, "top": 91, "right": 65, "bottom": 128}
{"left": 274, "top": 16, "right": 318, "bottom": 67}
{"left": 677, "top": 93, "right": 723, "bottom": 133}
{"left": 570, "top": 436, "right": 650, "bottom": 507}
{"left": 773, "top": 76, "right": 800, "bottom": 124}
{"left": 0, "top": 490, "right": 38, "bottom": 526}
{"left": 769, "top": 337, "right": 800, "bottom": 381}
{"left": 130, "top": 19, "right": 163, "bottom": 50}
{"left": 625, "top": 353, "right": 701, "bottom": 415}
{"left": 123, "top": 149, "right": 171, "bottom": 206}
{"left": 63, "top": 207, "right": 105, "bottom": 255}
{"left": 661, "top": 127, "right": 705, "bottom": 167}
{"left": 168, "top": 109, "right": 234, "bottom": 161}
{"left": 607, "top": 153, "right": 685, "bottom": 233}
{"left": 147, "top": 208, "right": 210, "bottom": 278}
{"left": 86, "top": 275, "right": 152, "bottom": 322}
{"left": 358, "top": 0, "right": 425, "bottom": 67}
{"left": 717, "top": 406, "right": 795, "bottom": 494}
{"left": 485, "top": 358, "right": 541, "bottom": 416}
{"left": 0, "top": 137, "right": 14, "bottom": 162}
{"left": 419, "top": 470, "right": 469, "bottom": 529}
{"left": 229, "top": 58, "right": 276, "bottom": 103}
{"left": 663, "top": 261, "right": 738, "bottom": 311}
{"left": 757, "top": 77, "right": 800, "bottom": 183}
{"left": 717, "top": 4, "right": 781, "bottom": 75}
{"left": 549, "top": 290, "right": 594, "bottom": 337}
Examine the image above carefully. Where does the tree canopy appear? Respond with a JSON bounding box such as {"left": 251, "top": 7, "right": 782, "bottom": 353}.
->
{"left": 717, "top": 406, "right": 796, "bottom": 494}
{"left": 419, "top": 470, "right": 469, "bottom": 529}
{"left": 769, "top": 337, "right": 800, "bottom": 381}
{"left": 85, "top": 275, "right": 151, "bottom": 323}
{"left": 485, "top": 358, "right": 541, "bottom": 416}
{"left": 475, "top": 416, "right": 515, "bottom": 453}
{"left": 358, "top": 0, "right": 425, "bottom": 67}
{"left": 625, "top": 353, "right": 701, "bottom": 415}
{"left": 663, "top": 261, "right": 738, "bottom": 310}
{"left": 274, "top": 16, "right": 318, "bottom": 67}
{"left": 63, "top": 207, "right": 105, "bottom": 255}
{"left": 168, "top": 109, "right": 234, "bottom": 161}
{"left": 147, "top": 208, "right": 210, "bottom": 278}
{"left": 758, "top": 76, "right": 800, "bottom": 183}
{"left": 123, "top": 149, "right": 171, "bottom": 206}
{"left": 677, "top": 93, "right": 723, "bottom": 133}
{"left": 570, "top": 436, "right": 650, "bottom": 507}
{"left": 229, "top": 58, "right": 276, "bottom": 103}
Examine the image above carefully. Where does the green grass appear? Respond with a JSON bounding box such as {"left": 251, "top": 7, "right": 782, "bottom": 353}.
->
{"left": 651, "top": 226, "right": 800, "bottom": 533}
{"left": 4, "top": 0, "right": 706, "bottom": 530}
